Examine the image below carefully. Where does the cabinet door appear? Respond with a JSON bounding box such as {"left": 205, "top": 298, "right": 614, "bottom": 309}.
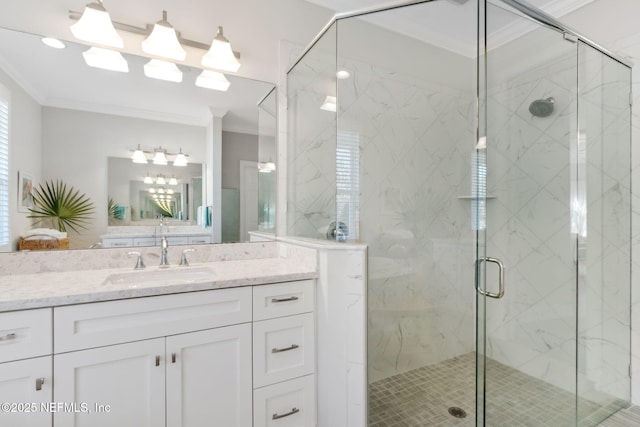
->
{"left": 54, "top": 338, "right": 165, "bottom": 427}
{"left": 0, "top": 356, "right": 52, "bottom": 427}
{"left": 166, "top": 324, "right": 252, "bottom": 427}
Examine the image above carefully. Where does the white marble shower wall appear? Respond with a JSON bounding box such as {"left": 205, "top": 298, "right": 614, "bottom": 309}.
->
{"left": 334, "top": 13, "right": 478, "bottom": 382}
{"left": 483, "top": 23, "right": 631, "bottom": 406}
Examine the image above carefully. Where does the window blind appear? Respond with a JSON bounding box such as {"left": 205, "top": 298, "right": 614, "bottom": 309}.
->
{"left": 336, "top": 130, "right": 360, "bottom": 241}
{"left": 0, "top": 86, "right": 9, "bottom": 246}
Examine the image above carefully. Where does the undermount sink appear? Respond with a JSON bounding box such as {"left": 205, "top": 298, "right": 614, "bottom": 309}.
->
{"left": 103, "top": 267, "right": 215, "bottom": 286}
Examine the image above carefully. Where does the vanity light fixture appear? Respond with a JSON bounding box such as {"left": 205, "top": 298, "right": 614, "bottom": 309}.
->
{"left": 201, "top": 26, "right": 241, "bottom": 72}
{"left": 42, "top": 37, "right": 66, "bottom": 49}
{"left": 167, "top": 188, "right": 175, "bottom": 195}
{"left": 195, "top": 70, "right": 230, "bottom": 92}
{"left": 148, "top": 188, "right": 156, "bottom": 194}
{"left": 153, "top": 148, "right": 168, "bottom": 166}
{"left": 168, "top": 176, "right": 178, "bottom": 186}
{"left": 144, "top": 59, "right": 183, "bottom": 83}
{"left": 141, "top": 11, "right": 186, "bottom": 61}
{"left": 156, "top": 175, "right": 167, "bottom": 185}
{"left": 157, "top": 188, "right": 165, "bottom": 194}
{"left": 132, "top": 144, "right": 148, "bottom": 164}
{"left": 173, "top": 149, "right": 188, "bottom": 166}
{"left": 82, "top": 47, "right": 129, "bottom": 72}
{"left": 70, "top": 0, "right": 123, "bottom": 48}
{"left": 320, "top": 96, "right": 337, "bottom": 112}
{"left": 143, "top": 173, "right": 153, "bottom": 184}
{"left": 336, "top": 70, "right": 350, "bottom": 79}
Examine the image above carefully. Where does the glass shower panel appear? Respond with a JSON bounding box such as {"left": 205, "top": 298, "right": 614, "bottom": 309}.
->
{"left": 483, "top": 1, "right": 578, "bottom": 424}
{"left": 286, "top": 24, "right": 337, "bottom": 239}
{"left": 576, "top": 41, "right": 631, "bottom": 425}
{"left": 337, "top": 1, "right": 478, "bottom": 424}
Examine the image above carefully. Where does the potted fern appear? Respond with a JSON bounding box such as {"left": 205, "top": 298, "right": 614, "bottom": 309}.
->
{"left": 28, "top": 180, "right": 94, "bottom": 233}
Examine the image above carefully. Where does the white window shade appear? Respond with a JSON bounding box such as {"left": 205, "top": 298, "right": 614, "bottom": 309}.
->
{"left": 0, "top": 85, "right": 9, "bottom": 247}
{"left": 336, "top": 130, "right": 360, "bottom": 241}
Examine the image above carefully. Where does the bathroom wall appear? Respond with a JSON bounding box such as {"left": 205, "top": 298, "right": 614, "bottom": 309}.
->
{"left": 221, "top": 130, "right": 258, "bottom": 189}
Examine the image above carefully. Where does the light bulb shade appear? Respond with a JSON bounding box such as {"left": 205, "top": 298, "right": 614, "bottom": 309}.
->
{"left": 82, "top": 47, "right": 129, "bottom": 72}
{"left": 201, "top": 27, "right": 240, "bottom": 72}
{"left": 156, "top": 175, "right": 166, "bottom": 185}
{"left": 320, "top": 96, "right": 337, "bottom": 112}
{"left": 141, "top": 12, "right": 186, "bottom": 61}
{"left": 149, "top": 188, "right": 156, "bottom": 193}
{"left": 131, "top": 145, "right": 147, "bottom": 163}
{"left": 195, "top": 69, "right": 230, "bottom": 92}
{"left": 167, "top": 189, "right": 174, "bottom": 195}
{"left": 70, "top": 2, "right": 123, "bottom": 48}
{"left": 173, "top": 151, "right": 188, "bottom": 166}
{"left": 144, "top": 59, "right": 183, "bottom": 82}
{"left": 168, "top": 177, "right": 178, "bottom": 185}
{"left": 153, "top": 150, "right": 168, "bottom": 166}
{"left": 158, "top": 188, "right": 165, "bottom": 194}
{"left": 144, "top": 175, "right": 153, "bottom": 184}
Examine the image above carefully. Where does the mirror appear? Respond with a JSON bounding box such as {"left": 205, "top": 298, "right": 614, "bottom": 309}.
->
{"left": 0, "top": 26, "right": 276, "bottom": 251}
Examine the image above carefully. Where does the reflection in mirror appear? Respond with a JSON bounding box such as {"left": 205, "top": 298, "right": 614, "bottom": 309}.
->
{"left": 0, "top": 26, "right": 276, "bottom": 251}
{"left": 255, "top": 88, "right": 277, "bottom": 241}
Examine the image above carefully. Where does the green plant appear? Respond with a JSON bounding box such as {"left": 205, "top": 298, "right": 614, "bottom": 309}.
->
{"left": 107, "top": 197, "right": 117, "bottom": 219}
{"left": 28, "top": 180, "right": 94, "bottom": 233}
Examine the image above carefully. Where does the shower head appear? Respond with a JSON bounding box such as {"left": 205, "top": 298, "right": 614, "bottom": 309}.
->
{"left": 529, "top": 97, "right": 555, "bottom": 118}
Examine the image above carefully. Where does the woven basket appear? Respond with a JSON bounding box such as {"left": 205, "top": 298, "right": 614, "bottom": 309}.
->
{"left": 18, "top": 235, "right": 69, "bottom": 251}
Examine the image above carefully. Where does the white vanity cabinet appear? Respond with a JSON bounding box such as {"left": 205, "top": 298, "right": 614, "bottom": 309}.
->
{"left": 0, "top": 308, "right": 53, "bottom": 427}
{"left": 0, "top": 279, "right": 316, "bottom": 427}
{"left": 53, "top": 287, "right": 253, "bottom": 427}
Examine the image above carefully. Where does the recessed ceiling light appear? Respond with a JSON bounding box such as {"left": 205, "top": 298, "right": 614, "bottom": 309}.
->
{"left": 336, "top": 70, "right": 350, "bottom": 79}
{"left": 42, "top": 37, "right": 66, "bottom": 49}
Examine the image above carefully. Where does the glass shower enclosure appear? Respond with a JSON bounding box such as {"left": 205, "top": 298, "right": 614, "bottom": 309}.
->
{"left": 286, "top": 0, "right": 632, "bottom": 425}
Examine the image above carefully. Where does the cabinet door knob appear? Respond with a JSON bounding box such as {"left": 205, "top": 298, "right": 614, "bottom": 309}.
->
{"left": 35, "top": 378, "right": 45, "bottom": 391}
{"left": 272, "top": 344, "right": 299, "bottom": 353}
{"left": 272, "top": 407, "right": 300, "bottom": 420}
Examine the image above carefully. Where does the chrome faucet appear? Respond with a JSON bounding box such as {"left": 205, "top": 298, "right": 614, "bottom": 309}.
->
{"left": 159, "top": 235, "right": 169, "bottom": 268}
{"left": 158, "top": 215, "right": 164, "bottom": 235}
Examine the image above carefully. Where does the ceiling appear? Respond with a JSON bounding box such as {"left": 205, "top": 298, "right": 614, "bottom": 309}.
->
{"left": 0, "top": 0, "right": 629, "bottom": 132}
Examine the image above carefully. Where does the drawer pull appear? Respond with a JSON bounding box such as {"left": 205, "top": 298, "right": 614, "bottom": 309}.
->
{"left": 272, "top": 407, "right": 300, "bottom": 420}
{"left": 272, "top": 344, "right": 299, "bottom": 354}
{"left": 271, "top": 296, "right": 299, "bottom": 303}
{"left": 35, "top": 378, "right": 45, "bottom": 391}
{"left": 155, "top": 356, "right": 160, "bottom": 367}
{"left": 171, "top": 353, "right": 176, "bottom": 364}
{"left": 0, "top": 333, "right": 16, "bottom": 341}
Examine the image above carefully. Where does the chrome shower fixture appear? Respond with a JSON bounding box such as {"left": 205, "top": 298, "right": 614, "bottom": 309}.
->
{"left": 529, "top": 97, "right": 555, "bottom": 117}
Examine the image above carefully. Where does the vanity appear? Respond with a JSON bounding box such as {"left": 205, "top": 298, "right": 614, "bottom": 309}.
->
{"left": 0, "top": 244, "right": 318, "bottom": 427}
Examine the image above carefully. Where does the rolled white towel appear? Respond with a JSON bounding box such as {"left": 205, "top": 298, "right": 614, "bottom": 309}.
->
{"left": 22, "top": 228, "right": 67, "bottom": 239}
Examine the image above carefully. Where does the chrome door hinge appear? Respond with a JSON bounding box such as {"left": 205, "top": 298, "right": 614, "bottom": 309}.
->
{"left": 563, "top": 32, "right": 578, "bottom": 43}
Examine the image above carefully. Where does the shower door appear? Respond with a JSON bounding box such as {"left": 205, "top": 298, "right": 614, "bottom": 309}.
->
{"left": 477, "top": 1, "right": 631, "bottom": 426}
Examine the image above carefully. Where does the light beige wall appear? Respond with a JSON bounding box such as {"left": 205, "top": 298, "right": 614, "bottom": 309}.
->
{"left": 221, "top": 130, "right": 258, "bottom": 189}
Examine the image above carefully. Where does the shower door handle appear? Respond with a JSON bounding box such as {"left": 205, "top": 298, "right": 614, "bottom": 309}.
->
{"left": 475, "top": 257, "right": 505, "bottom": 299}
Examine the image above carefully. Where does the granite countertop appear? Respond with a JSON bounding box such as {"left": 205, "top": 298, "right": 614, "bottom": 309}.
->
{"left": 100, "top": 232, "right": 212, "bottom": 239}
{"left": 0, "top": 258, "right": 317, "bottom": 312}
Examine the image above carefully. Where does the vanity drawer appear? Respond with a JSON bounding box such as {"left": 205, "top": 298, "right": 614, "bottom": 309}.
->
{"left": 188, "top": 235, "right": 211, "bottom": 244}
{"left": 0, "top": 308, "right": 52, "bottom": 363}
{"left": 133, "top": 237, "right": 156, "bottom": 247}
{"left": 54, "top": 287, "right": 252, "bottom": 353}
{"left": 102, "top": 238, "right": 133, "bottom": 248}
{"left": 253, "top": 313, "right": 315, "bottom": 388}
{"left": 253, "top": 280, "right": 314, "bottom": 321}
{"left": 254, "top": 375, "right": 316, "bottom": 427}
